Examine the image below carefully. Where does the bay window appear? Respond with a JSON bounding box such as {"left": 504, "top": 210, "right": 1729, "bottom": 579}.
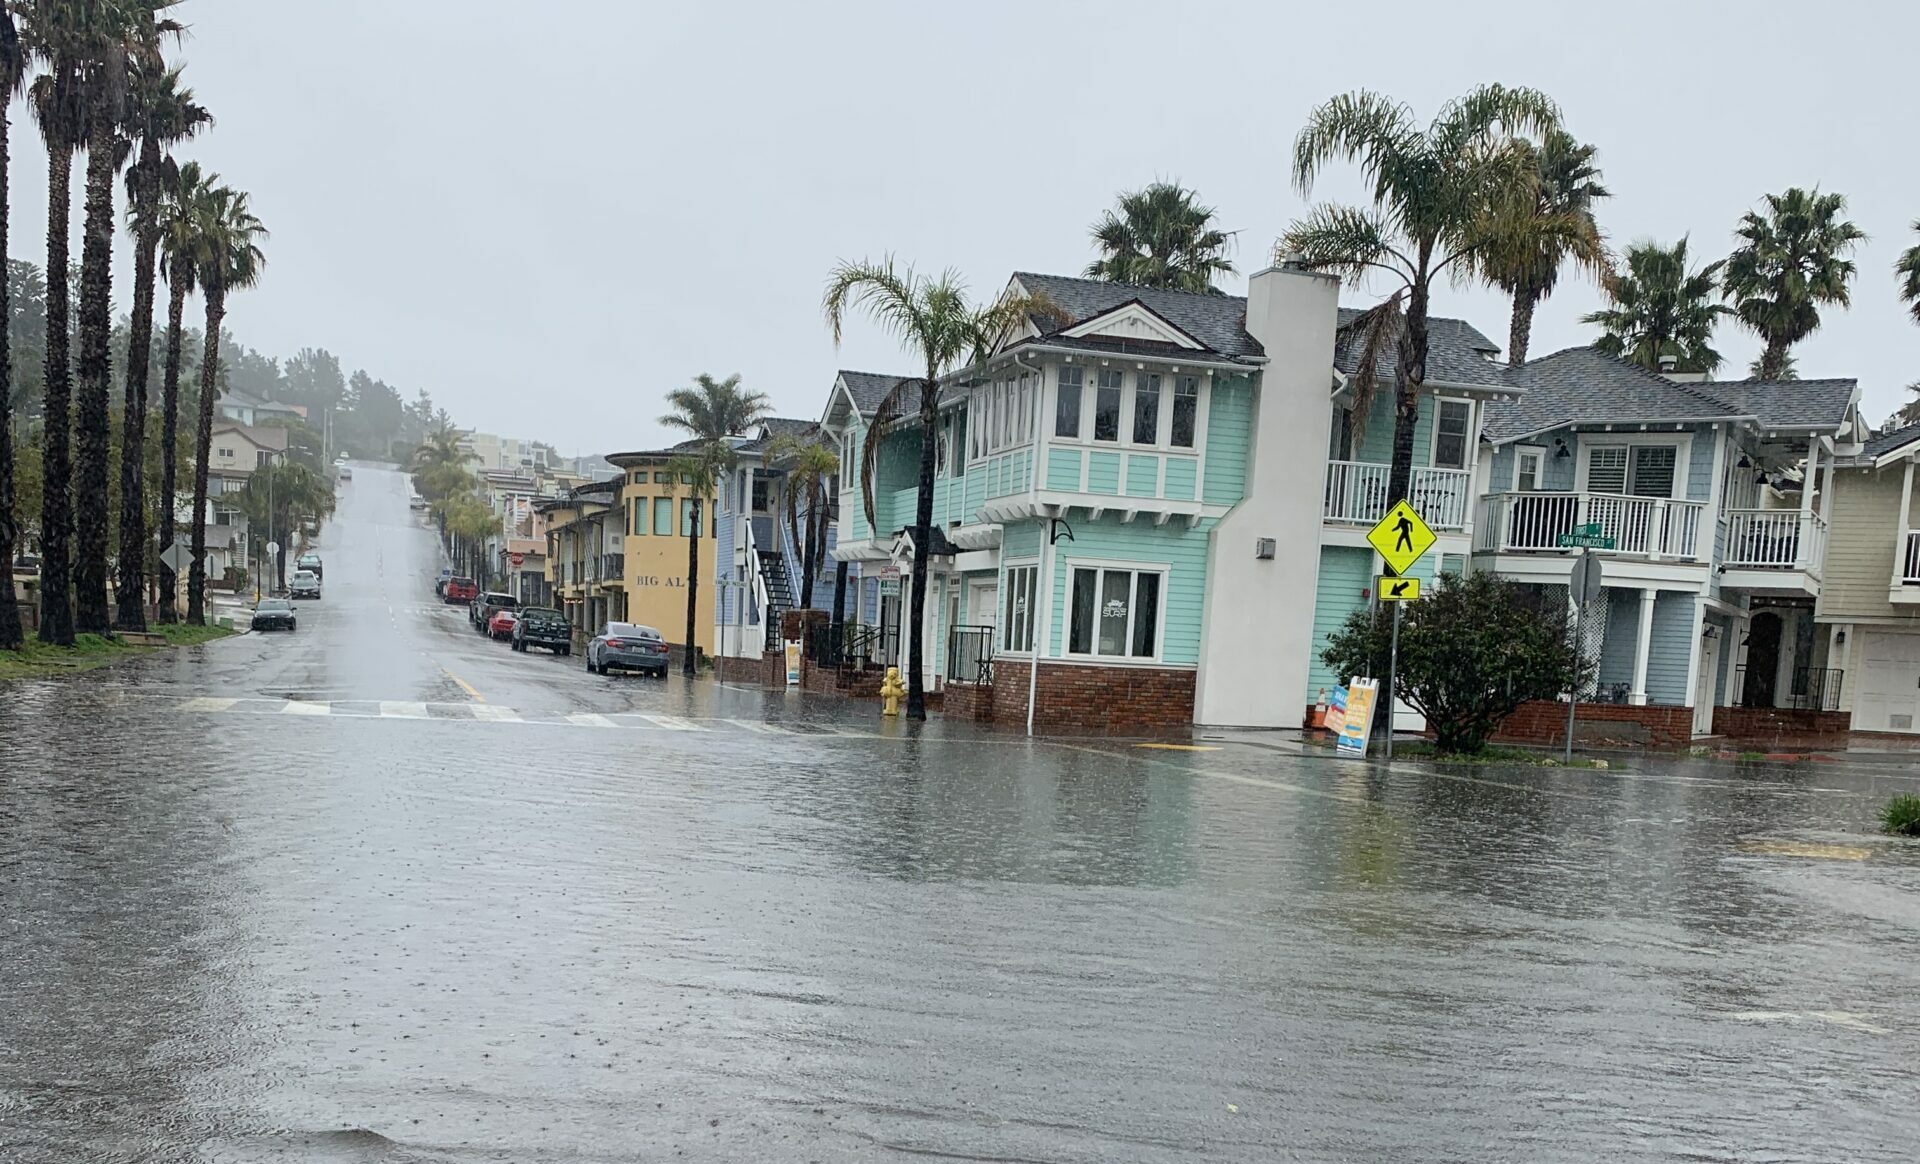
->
{"left": 1133, "top": 374, "right": 1161, "bottom": 444}
{"left": 1093, "top": 371, "right": 1122, "bottom": 442}
{"left": 1067, "top": 565, "right": 1162, "bottom": 660}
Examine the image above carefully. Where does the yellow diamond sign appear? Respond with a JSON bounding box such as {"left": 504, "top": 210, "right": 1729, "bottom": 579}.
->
{"left": 1367, "top": 499, "right": 1436, "bottom": 577}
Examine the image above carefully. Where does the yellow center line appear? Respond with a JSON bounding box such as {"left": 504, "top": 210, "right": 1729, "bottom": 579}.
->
{"left": 443, "top": 667, "right": 485, "bottom": 703}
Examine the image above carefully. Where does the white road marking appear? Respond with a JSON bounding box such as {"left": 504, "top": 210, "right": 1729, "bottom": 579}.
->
{"left": 723, "top": 718, "right": 792, "bottom": 734}
{"left": 566, "top": 712, "right": 618, "bottom": 729}
{"left": 637, "top": 714, "right": 709, "bottom": 732}
{"left": 379, "top": 701, "right": 430, "bottom": 719}
{"left": 1729, "top": 1010, "right": 1890, "bottom": 1035}
{"left": 280, "top": 701, "right": 331, "bottom": 716}
{"left": 470, "top": 705, "right": 523, "bottom": 723}
{"left": 180, "top": 697, "right": 238, "bottom": 713}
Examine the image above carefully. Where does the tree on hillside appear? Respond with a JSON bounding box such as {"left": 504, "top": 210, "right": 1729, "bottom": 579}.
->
{"left": 0, "top": 7, "right": 24, "bottom": 651}
{"left": 186, "top": 180, "right": 267, "bottom": 624}
{"left": 824, "top": 258, "right": 1062, "bottom": 719}
{"left": 660, "top": 373, "right": 768, "bottom": 676}
{"left": 1465, "top": 129, "right": 1609, "bottom": 364}
{"left": 117, "top": 53, "right": 207, "bottom": 631}
{"left": 1723, "top": 187, "right": 1865, "bottom": 380}
{"left": 1085, "top": 182, "right": 1235, "bottom": 294}
{"left": 1283, "top": 85, "right": 1565, "bottom": 507}
{"left": 1581, "top": 238, "right": 1730, "bottom": 373}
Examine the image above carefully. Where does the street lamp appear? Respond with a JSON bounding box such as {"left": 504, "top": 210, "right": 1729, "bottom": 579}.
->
{"left": 1026, "top": 515, "right": 1074, "bottom": 737}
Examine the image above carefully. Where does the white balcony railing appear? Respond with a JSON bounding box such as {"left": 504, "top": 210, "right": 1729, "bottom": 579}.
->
{"left": 1474, "top": 492, "right": 1706, "bottom": 560}
{"left": 1724, "top": 509, "right": 1826, "bottom": 578}
{"left": 1323, "top": 461, "right": 1473, "bottom": 530}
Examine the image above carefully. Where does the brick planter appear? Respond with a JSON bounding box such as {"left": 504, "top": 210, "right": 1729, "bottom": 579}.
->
{"left": 1492, "top": 700, "right": 1694, "bottom": 749}
{"left": 944, "top": 681, "right": 994, "bottom": 723}
{"left": 1711, "top": 706, "right": 1850, "bottom": 743}
{"left": 988, "top": 659, "right": 1194, "bottom": 735}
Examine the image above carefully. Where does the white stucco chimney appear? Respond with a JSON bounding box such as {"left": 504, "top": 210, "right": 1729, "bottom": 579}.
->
{"left": 1194, "top": 264, "right": 1340, "bottom": 728}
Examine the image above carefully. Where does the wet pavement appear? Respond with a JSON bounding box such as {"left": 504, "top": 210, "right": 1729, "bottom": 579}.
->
{"left": 4, "top": 464, "right": 1920, "bottom": 1162}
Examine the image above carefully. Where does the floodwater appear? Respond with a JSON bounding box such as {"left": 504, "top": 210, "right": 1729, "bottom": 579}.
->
{"left": 3, "top": 465, "right": 1918, "bottom": 1162}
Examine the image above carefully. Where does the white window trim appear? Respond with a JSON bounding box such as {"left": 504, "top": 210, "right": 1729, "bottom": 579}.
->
{"left": 1429, "top": 397, "right": 1474, "bottom": 471}
{"left": 1062, "top": 556, "right": 1169, "bottom": 664}
{"left": 998, "top": 559, "right": 1039, "bottom": 655}
{"left": 1575, "top": 434, "right": 1693, "bottom": 500}
{"left": 1511, "top": 443, "right": 1547, "bottom": 490}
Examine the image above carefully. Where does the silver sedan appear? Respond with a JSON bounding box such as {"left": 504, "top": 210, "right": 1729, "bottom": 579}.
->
{"left": 586, "top": 622, "right": 671, "bottom": 678}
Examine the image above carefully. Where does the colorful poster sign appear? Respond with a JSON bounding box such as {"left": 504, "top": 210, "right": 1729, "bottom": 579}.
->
{"left": 785, "top": 641, "right": 802, "bottom": 686}
{"left": 1324, "top": 685, "right": 1348, "bottom": 736}
{"left": 1337, "top": 677, "right": 1379, "bottom": 757}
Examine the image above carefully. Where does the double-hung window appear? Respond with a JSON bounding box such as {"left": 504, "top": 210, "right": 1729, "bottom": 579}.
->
{"left": 1171, "top": 376, "right": 1199, "bottom": 448}
{"left": 1433, "top": 400, "right": 1470, "bottom": 469}
{"left": 1133, "top": 374, "right": 1161, "bottom": 444}
{"left": 632, "top": 498, "right": 647, "bottom": 535}
{"left": 1067, "top": 566, "right": 1161, "bottom": 660}
{"left": 653, "top": 497, "right": 674, "bottom": 536}
{"left": 1001, "top": 565, "right": 1037, "bottom": 653}
{"left": 1514, "top": 447, "right": 1543, "bottom": 492}
{"left": 1056, "top": 367, "right": 1083, "bottom": 438}
{"left": 1093, "top": 371, "right": 1123, "bottom": 442}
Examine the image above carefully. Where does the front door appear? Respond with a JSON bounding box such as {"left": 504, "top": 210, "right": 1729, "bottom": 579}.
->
{"left": 1743, "top": 613, "right": 1782, "bottom": 708}
{"left": 1694, "top": 628, "right": 1722, "bottom": 736}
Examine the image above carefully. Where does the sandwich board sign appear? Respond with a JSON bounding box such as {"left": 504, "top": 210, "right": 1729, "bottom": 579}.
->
{"left": 1336, "top": 678, "right": 1380, "bottom": 757}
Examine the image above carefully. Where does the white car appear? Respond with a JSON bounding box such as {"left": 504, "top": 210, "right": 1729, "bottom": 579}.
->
{"left": 290, "top": 569, "right": 322, "bottom": 600}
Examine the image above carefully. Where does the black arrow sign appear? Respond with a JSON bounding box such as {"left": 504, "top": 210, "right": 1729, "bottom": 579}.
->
{"left": 1390, "top": 580, "right": 1412, "bottom": 597}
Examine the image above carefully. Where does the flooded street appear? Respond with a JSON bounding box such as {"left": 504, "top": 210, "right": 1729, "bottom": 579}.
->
{"left": 3, "top": 465, "right": 1918, "bottom": 1162}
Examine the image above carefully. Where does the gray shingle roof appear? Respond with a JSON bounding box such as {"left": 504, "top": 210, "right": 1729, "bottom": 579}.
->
{"left": 738, "top": 416, "right": 821, "bottom": 454}
{"left": 1863, "top": 421, "right": 1920, "bottom": 459}
{"left": 1482, "top": 347, "right": 1857, "bottom": 443}
{"left": 1690, "top": 378, "right": 1857, "bottom": 431}
{"left": 1482, "top": 347, "right": 1741, "bottom": 442}
{"left": 1333, "top": 308, "right": 1507, "bottom": 388}
{"left": 838, "top": 370, "right": 926, "bottom": 416}
{"left": 1012, "top": 272, "right": 1263, "bottom": 360}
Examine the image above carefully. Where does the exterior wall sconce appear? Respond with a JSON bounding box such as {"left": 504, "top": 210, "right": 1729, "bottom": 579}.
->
{"left": 1736, "top": 453, "right": 1753, "bottom": 468}
{"left": 1554, "top": 438, "right": 1571, "bottom": 459}
{"left": 1255, "top": 537, "right": 1277, "bottom": 560}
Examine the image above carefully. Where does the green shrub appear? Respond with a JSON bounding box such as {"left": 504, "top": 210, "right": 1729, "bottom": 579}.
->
{"left": 1882, "top": 794, "right": 1920, "bottom": 837}
{"left": 1322, "top": 572, "right": 1592, "bottom": 756}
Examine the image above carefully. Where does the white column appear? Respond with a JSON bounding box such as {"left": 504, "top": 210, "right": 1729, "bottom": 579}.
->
{"left": 1629, "top": 587, "right": 1658, "bottom": 706}
{"left": 1795, "top": 436, "right": 1818, "bottom": 568}
{"left": 1894, "top": 458, "right": 1916, "bottom": 587}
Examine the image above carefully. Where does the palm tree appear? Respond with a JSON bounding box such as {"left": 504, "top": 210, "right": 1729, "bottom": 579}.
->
{"left": 824, "top": 258, "right": 1060, "bottom": 720}
{"left": 0, "top": 7, "right": 23, "bottom": 651}
{"left": 115, "top": 55, "right": 205, "bottom": 630}
{"left": 1085, "top": 182, "right": 1235, "bottom": 293}
{"left": 1465, "top": 129, "right": 1609, "bottom": 364}
{"left": 1898, "top": 222, "right": 1920, "bottom": 327}
{"left": 1896, "top": 381, "right": 1920, "bottom": 429}
{"left": 148, "top": 157, "right": 208, "bottom": 622}
{"left": 186, "top": 182, "right": 267, "bottom": 624}
{"left": 767, "top": 432, "right": 838, "bottom": 609}
{"left": 1581, "top": 238, "right": 1730, "bottom": 373}
{"left": 1283, "top": 85, "right": 1564, "bottom": 506}
{"left": 238, "top": 461, "right": 333, "bottom": 591}
{"left": 24, "top": 4, "right": 86, "bottom": 644}
{"left": 1723, "top": 187, "right": 1866, "bottom": 380}
{"left": 660, "top": 373, "right": 769, "bottom": 676}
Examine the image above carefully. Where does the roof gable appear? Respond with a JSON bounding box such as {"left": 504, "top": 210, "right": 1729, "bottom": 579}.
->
{"left": 1060, "top": 300, "right": 1205, "bottom": 350}
{"left": 1010, "top": 272, "right": 1261, "bottom": 360}
{"left": 836, "top": 370, "right": 926, "bottom": 417}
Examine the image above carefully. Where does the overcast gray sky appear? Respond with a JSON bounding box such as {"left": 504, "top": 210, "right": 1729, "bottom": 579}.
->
{"left": 17, "top": 0, "right": 1916, "bottom": 454}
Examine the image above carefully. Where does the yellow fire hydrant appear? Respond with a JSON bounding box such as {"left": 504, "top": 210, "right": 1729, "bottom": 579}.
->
{"left": 879, "top": 666, "right": 907, "bottom": 717}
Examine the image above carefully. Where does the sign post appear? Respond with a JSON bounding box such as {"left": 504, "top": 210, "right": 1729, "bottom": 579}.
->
{"left": 1365, "top": 500, "right": 1437, "bottom": 759}
{"left": 1564, "top": 549, "right": 1604, "bottom": 763}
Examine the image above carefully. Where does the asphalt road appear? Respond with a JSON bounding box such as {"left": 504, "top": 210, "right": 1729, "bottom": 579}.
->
{"left": 3, "top": 463, "right": 1919, "bottom": 1162}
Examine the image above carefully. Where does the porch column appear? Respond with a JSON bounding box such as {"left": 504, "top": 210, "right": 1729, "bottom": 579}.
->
{"left": 1629, "top": 587, "right": 1658, "bottom": 706}
{"left": 1794, "top": 436, "right": 1818, "bottom": 568}
{"left": 1894, "top": 458, "right": 1916, "bottom": 587}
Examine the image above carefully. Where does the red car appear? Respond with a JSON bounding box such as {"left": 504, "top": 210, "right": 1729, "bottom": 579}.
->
{"left": 488, "top": 609, "right": 519, "bottom": 640}
{"left": 443, "top": 576, "right": 477, "bottom": 604}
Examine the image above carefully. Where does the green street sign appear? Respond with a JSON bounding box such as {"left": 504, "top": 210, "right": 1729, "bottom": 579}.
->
{"left": 1556, "top": 533, "right": 1617, "bottom": 550}
{"left": 1573, "top": 522, "right": 1604, "bottom": 536}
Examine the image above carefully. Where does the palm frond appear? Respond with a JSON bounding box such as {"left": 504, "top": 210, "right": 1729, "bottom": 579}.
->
{"left": 1897, "top": 221, "right": 1920, "bottom": 326}
{"left": 1291, "top": 90, "right": 1420, "bottom": 197}
{"left": 1341, "top": 291, "right": 1404, "bottom": 443}
{"left": 1279, "top": 204, "right": 1409, "bottom": 285}
{"left": 858, "top": 378, "right": 916, "bottom": 532}
{"left": 823, "top": 256, "right": 924, "bottom": 349}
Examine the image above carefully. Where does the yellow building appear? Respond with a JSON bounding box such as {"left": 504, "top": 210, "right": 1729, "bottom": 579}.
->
{"left": 607, "top": 448, "right": 716, "bottom": 658}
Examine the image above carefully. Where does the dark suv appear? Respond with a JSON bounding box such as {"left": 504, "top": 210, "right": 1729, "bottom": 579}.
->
{"left": 471, "top": 591, "right": 518, "bottom": 632}
{"left": 511, "top": 607, "right": 571, "bottom": 654}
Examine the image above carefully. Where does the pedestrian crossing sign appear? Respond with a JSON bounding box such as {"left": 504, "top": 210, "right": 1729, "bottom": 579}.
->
{"left": 1367, "top": 499, "right": 1436, "bottom": 577}
{"left": 1377, "top": 575, "right": 1421, "bottom": 601}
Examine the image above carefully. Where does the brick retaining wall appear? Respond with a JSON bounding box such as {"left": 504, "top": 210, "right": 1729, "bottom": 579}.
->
{"left": 989, "top": 659, "right": 1194, "bottom": 735}
{"left": 1493, "top": 701, "right": 1695, "bottom": 748}
{"left": 1711, "top": 706, "right": 1851, "bottom": 742}
{"left": 944, "top": 681, "right": 994, "bottom": 723}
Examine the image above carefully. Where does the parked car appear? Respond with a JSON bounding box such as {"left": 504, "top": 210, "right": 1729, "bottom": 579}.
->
{"left": 409, "top": 494, "right": 427, "bottom": 510}
{"left": 587, "top": 622, "right": 670, "bottom": 678}
{"left": 487, "top": 609, "right": 519, "bottom": 640}
{"left": 296, "top": 551, "right": 323, "bottom": 580}
{"left": 290, "top": 569, "right": 322, "bottom": 600}
{"left": 443, "top": 576, "right": 478, "bottom": 604}
{"left": 512, "top": 607, "right": 571, "bottom": 654}
{"left": 471, "top": 591, "right": 518, "bottom": 631}
{"left": 338, "top": 466, "right": 353, "bottom": 481}
{"left": 251, "top": 597, "right": 297, "bottom": 632}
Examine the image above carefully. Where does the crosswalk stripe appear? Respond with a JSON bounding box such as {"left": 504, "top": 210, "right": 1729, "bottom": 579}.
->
{"left": 722, "top": 718, "right": 792, "bottom": 734}
{"left": 177, "top": 698, "right": 881, "bottom": 738}
{"left": 469, "top": 705, "right": 523, "bottom": 723}
{"left": 566, "top": 712, "right": 618, "bottom": 728}
{"left": 280, "top": 701, "right": 331, "bottom": 716}
{"left": 636, "top": 714, "right": 709, "bottom": 732}
{"left": 180, "top": 697, "right": 238, "bottom": 713}
{"left": 379, "top": 701, "right": 430, "bottom": 719}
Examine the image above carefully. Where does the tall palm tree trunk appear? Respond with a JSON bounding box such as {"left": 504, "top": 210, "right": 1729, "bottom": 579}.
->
{"left": 0, "top": 97, "right": 17, "bottom": 650}
{"left": 906, "top": 380, "right": 938, "bottom": 720}
{"left": 152, "top": 279, "right": 187, "bottom": 622}
{"left": 116, "top": 193, "right": 160, "bottom": 630}
{"left": 682, "top": 498, "right": 700, "bottom": 676}
{"left": 187, "top": 286, "right": 224, "bottom": 623}
{"left": 1508, "top": 287, "right": 1540, "bottom": 366}
{"left": 800, "top": 494, "right": 819, "bottom": 609}
{"left": 1759, "top": 338, "right": 1789, "bottom": 380}
{"left": 74, "top": 93, "right": 119, "bottom": 635}
{"left": 36, "top": 141, "right": 74, "bottom": 645}
{"left": 1386, "top": 281, "right": 1431, "bottom": 506}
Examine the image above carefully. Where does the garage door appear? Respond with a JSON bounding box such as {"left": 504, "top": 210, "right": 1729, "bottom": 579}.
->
{"left": 1852, "top": 630, "right": 1920, "bottom": 732}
